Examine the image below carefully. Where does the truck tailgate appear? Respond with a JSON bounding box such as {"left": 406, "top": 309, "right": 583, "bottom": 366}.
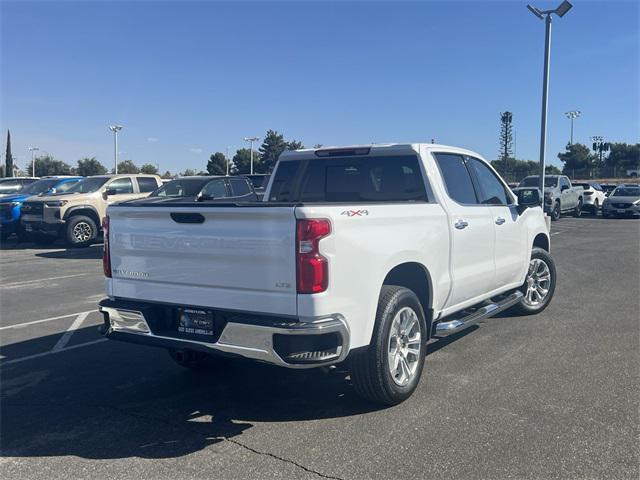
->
{"left": 107, "top": 205, "right": 297, "bottom": 316}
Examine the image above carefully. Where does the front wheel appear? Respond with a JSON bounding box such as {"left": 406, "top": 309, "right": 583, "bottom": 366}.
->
{"left": 510, "top": 247, "right": 557, "bottom": 315}
{"left": 550, "top": 201, "right": 561, "bottom": 221}
{"left": 65, "top": 215, "right": 97, "bottom": 248}
{"left": 350, "top": 286, "right": 426, "bottom": 405}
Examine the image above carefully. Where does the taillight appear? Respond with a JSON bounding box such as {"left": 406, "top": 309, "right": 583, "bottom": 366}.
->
{"left": 296, "top": 219, "right": 331, "bottom": 294}
{"left": 102, "top": 216, "right": 111, "bottom": 278}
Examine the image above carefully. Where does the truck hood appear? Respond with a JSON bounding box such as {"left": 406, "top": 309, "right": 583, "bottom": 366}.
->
{"left": 26, "top": 192, "right": 91, "bottom": 203}
{"left": 0, "top": 193, "right": 34, "bottom": 203}
{"left": 512, "top": 186, "right": 553, "bottom": 194}
{"left": 605, "top": 195, "right": 640, "bottom": 204}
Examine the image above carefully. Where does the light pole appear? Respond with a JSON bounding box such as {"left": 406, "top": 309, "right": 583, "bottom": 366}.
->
{"left": 243, "top": 136, "right": 259, "bottom": 175}
{"left": 108, "top": 125, "right": 123, "bottom": 174}
{"left": 565, "top": 110, "right": 581, "bottom": 145}
{"left": 28, "top": 147, "right": 39, "bottom": 177}
{"left": 527, "top": 0, "right": 573, "bottom": 206}
{"left": 225, "top": 146, "right": 234, "bottom": 176}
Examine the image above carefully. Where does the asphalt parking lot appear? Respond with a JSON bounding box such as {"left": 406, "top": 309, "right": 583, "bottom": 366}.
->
{"left": 1, "top": 215, "right": 638, "bottom": 480}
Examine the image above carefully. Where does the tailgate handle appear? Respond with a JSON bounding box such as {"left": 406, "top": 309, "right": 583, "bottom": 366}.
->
{"left": 170, "top": 212, "right": 205, "bottom": 224}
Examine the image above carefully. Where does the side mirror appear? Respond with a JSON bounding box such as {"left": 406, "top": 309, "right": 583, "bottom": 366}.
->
{"left": 516, "top": 188, "right": 541, "bottom": 215}
{"left": 561, "top": 185, "right": 569, "bottom": 191}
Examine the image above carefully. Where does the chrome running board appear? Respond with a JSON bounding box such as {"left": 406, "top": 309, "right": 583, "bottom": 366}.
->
{"left": 435, "top": 291, "right": 524, "bottom": 337}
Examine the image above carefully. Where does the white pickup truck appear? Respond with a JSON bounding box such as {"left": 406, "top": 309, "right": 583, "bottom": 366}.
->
{"left": 99, "top": 144, "right": 555, "bottom": 405}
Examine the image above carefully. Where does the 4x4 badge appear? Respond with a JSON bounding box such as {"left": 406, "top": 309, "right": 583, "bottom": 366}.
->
{"left": 341, "top": 210, "right": 369, "bottom": 217}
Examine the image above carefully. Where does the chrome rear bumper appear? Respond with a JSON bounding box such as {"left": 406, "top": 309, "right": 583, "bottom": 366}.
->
{"left": 99, "top": 304, "right": 350, "bottom": 369}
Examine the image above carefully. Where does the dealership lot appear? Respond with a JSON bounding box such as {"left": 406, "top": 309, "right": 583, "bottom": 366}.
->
{"left": 1, "top": 216, "right": 638, "bottom": 479}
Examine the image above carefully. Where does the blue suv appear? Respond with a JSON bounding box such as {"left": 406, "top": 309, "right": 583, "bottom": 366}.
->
{"left": 0, "top": 176, "right": 83, "bottom": 241}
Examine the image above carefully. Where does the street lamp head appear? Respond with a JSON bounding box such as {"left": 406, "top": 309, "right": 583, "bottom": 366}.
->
{"left": 28, "top": 146, "right": 40, "bottom": 152}
{"left": 565, "top": 110, "right": 581, "bottom": 119}
{"left": 109, "top": 125, "right": 123, "bottom": 133}
{"left": 555, "top": 0, "right": 573, "bottom": 17}
{"left": 527, "top": 4, "right": 544, "bottom": 20}
{"left": 243, "top": 136, "right": 259, "bottom": 142}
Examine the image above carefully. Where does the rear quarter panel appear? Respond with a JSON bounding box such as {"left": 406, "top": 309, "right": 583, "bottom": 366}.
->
{"left": 295, "top": 203, "right": 449, "bottom": 349}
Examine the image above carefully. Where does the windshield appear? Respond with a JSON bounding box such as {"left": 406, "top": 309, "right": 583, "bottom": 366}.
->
{"left": 612, "top": 187, "right": 640, "bottom": 197}
{"left": 67, "top": 177, "right": 109, "bottom": 193}
{"left": 21, "top": 179, "right": 61, "bottom": 195}
{"left": 150, "top": 178, "right": 210, "bottom": 197}
{"left": 519, "top": 177, "right": 558, "bottom": 188}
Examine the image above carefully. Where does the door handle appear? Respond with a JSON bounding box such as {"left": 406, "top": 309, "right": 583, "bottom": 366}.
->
{"left": 495, "top": 217, "right": 506, "bottom": 225}
{"left": 454, "top": 220, "right": 469, "bottom": 230}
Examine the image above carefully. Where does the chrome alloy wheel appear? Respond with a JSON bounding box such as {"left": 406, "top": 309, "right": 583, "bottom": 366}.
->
{"left": 73, "top": 221, "right": 92, "bottom": 242}
{"left": 523, "top": 258, "right": 552, "bottom": 307}
{"left": 387, "top": 307, "right": 422, "bottom": 386}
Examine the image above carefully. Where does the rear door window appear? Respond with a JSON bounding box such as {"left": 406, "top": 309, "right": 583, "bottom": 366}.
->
{"left": 137, "top": 177, "right": 159, "bottom": 193}
{"left": 433, "top": 153, "right": 478, "bottom": 204}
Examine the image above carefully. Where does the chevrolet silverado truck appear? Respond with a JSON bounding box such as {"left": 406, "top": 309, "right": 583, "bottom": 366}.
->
{"left": 22, "top": 174, "right": 161, "bottom": 247}
{"left": 515, "top": 175, "right": 583, "bottom": 221}
{"left": 99, "top": 144, "right": 556, "bottom": 405}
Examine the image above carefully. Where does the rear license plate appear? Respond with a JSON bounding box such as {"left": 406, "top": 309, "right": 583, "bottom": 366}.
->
{"left": 177, "top": 308, "right": 214, "bottom": 336}
{"left": 25, "top": 224, "right": 33, "bottom": 231}
{"left": 617, "top": 209, "right": 626, "bottom": 214}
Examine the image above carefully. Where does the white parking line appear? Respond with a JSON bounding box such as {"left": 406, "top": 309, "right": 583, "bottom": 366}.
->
{"left": 52, "top": 312, "right": 90, "bottom": 352}
{"left": 0, "top": 310, "right": 95, "bottom": 331}
{"left": 1, "top": 339, "right": 108, "bottom": 366}
{"left": 0, "top": 273, "right": 90, "bottom": 289}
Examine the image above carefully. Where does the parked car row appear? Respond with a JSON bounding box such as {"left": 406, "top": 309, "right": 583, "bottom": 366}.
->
{"left": 0, "top": 173, "right": 263, "bottom": 245}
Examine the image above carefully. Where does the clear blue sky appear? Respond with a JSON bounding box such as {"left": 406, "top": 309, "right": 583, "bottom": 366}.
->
{"left": 1, "top": 0, "right": 638, "bottom": 173}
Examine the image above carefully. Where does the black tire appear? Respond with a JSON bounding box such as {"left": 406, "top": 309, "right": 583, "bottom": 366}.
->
{"left": 592, "top": 199, "right": 599, "bottom": 215}
{"left": 15, "top": 226, "right": 30, "bottom": 242}
{"left": 602, "top": 210, "right": 610, "bottom": 219}
{"left": 167, "top": 349, "right": 221, "bottom": 370}
{"left": 350, "top": 286, "right": 427, "bottom": 406}
{"left": 572, "top": 199, "right": 583, "bottom": 217}
{"left": 0, "top": 230, "right": 11, "bottom": 242}
{"left": 32, "top": 233, "right": 56, "bottom": 245}
{"left": 65, "top": 215, "right": 97, "bottom": 248}
{"left": 550, "top": 201, "right": 561, "bottom": 221}
{"left": 510, "top": 247, "right": 557, "bottom": 316}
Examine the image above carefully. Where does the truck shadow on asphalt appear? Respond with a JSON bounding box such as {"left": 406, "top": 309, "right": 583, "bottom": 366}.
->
{"left": 0, "top": 325, "right": 476, "bottom": 460}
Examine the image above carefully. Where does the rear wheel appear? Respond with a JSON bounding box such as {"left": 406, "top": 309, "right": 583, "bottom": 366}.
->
{"left": 350, "top": 286, "right": 426, "bottom": 405}
{"left": 573, "top": 199, "right": 583, "bottom": 217}
{"left": 550, "top": 201, "right": 561, "bottom": 221}
{"left": 66, "top": 215, "right": 97, "bottom": 248}
{"left": 511, "top": 247, "right": 556, "bottom": 315}
{"left": 592, "top": 199, "right": 600, "bottom": 215}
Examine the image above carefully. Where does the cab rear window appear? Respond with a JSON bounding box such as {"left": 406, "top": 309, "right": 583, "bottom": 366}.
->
{"left": 269, "top": 156, "right": 428, "bottom": 203}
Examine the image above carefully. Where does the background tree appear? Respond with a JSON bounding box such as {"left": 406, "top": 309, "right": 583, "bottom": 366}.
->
{"left": 545, "top": 165, "right": 561, "bottom": 175}
{"left": 258, "top": 130, "right": 286, "bottom": 173}
{"left": 27, "top": 155, "right": 72, "bottom": 176}
{"left": 140, "top": 163, "right": 159, "bottom": 174}
{"left": 181, "top": 168, "right": 197, "bottom": 176}
{"left": 314, "top": 144, "right": 323, "bottom": 149}
{"left": 606, "top": 143, "right": 640, "bottom": 170}
{"left": 76, "top": 157, "right": 107, "bottom": 176}
{"left": 161, "top": 170, "right": 173, "bottom": 179}
{"left": 232, "top": 148, "right": 253, "bottom": 174}
{"left": 4, "top": 130, "right": 13, "bottom": 177}
{"left": 207, "top": 152, "right": 228, "bottom": 175}
{"left": 258, "top": 130, "right": 305, "bottom": 173}
{"left": 498, "top": 112, "right": 514, "bottom": 177}
{"left": 114, "top": 160, "right": 140, "bottom": 174}
{"left": 286, "top": 139, "right": 305, "bottom": 151}
{"left": 557, "top": 143, "right": 596, "bottom": 174}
